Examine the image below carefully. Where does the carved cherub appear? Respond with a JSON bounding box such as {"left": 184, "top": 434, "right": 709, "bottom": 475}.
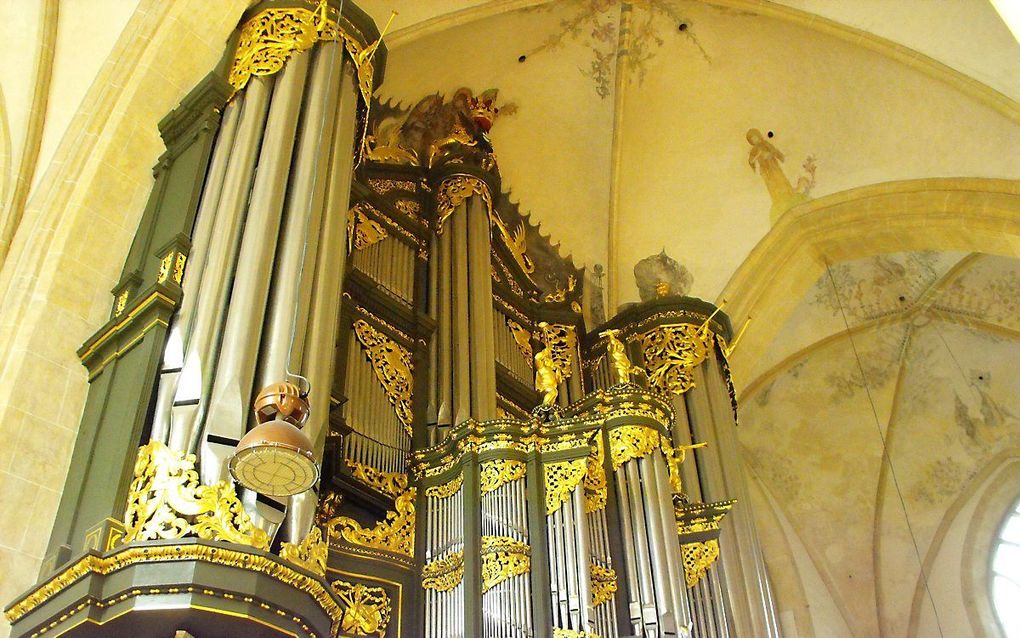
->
{"left": 601, "top": 329, "right": 637, "bottom": 386}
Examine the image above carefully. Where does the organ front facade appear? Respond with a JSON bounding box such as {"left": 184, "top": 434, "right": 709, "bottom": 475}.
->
{"left": 4, "top": 2, "right": 780, "bottom": 637}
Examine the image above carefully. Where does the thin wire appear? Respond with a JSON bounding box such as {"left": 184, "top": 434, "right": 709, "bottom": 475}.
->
{"left": 824, "top": 258, "right": 946, "bottom": 638}
{"left": 284, "top": 8, "right": 344, "bottom": 397}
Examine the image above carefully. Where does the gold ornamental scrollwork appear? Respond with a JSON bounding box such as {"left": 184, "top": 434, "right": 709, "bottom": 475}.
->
{"left": 347, "top": 205, "right": 388, "bottom": 251}
{"left": 480, "top": 535, "right": 531, "bottom": 593}
{"left": 506, "top": 318, "right": 534, "bottom": 369}
{"left": 279, "top": 526, "right": 328, "bottom": 576}
{"left": 553, "top": 630, "right": 601, "bottom": 638}
{"left": 122, "top": 441, "right": 269, "bottom": 550}
{"left": 346, "top": 460, "right": 408, "bottom": 499}
{"left": 681, "top": 539, "right": 720, "bottom": 588}
{"left": 435, "top": 175, "right": 489, "bottom": 234}
{"left": 544, "top": 458, "right": 588, "bottom": 515}
{"left": 608, "top": 425, "right": 661, "bottom": 471}
{"left": 641, "top": 323, "right": 713, "bottom": 396}
{"left": 479, "top": 459, "right": 526, "bottom": 494}
{"left": 353, "top": 319, "right": 414, "bottom": 436}
{"left": 583, "top": 438, "right": 607, "bottom": 513}
{"left": 331, "top": 579, "right": 392, "bottom": 637}
{"left": 434, "top": 175, "right": 536, "bottom": 282}
{"left": 424, "top": 474, "right": 463, "bottom": 499}
{"left": 537, "top": 322, "right": 577, "bottom": 380}
{"left": 590, "top": 563, "right": 618, "bottom": 607}
{"left": 328, "top": 488, "right": 416, "bottom": 557}
{"left": 422, "top": 550, "right": 465, "bottom": 592}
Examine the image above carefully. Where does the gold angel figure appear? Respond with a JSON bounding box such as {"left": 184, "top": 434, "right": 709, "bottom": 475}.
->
{"left": 534, "top": 345, "right": 561, "bottom": 406}
{"left": 602, "top": 329, "right": 637, "bottom": 385}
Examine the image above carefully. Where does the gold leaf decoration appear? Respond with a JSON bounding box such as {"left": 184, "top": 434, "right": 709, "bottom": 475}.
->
{"left": 583, "top": 438, "right": 607, "bottom": 513}
{"left": 544, "top": 458, "right": 588, "bottom": 515}
{"left": 479, "top": 459, "right": 526, "bottom": 494}
{"left": 347, "top": 460, "right": 408, "bottom": 499}
{"left": 424, "top": 474, "right": 463, "bottom": 499}
{"left": 480, "top": 535, "right": 531, "bottom": 592}
{"left": 506, "top": 318, "right": 534, "bottom": 368}
{"left": 353, "top": 319, "right": 414, "bottom": 436}
{"left": 536, "top": 322, "right": 577, "bottom": 380}
{"left": 228, "top": 6, "right": 323, "bottom": 94}
{"left": 681, "top": 539, "right": 720, "bottom": 588}
{"left": 331, "top": 579, "right": 392, "bottom": 637}
{"left": 590, "top": 563, "right": 618, "bottom": 607}
{"left": 435, "top": 175, "right": 489, "bottom": 235}
{"left": 641, "top": 323, "right": 713, "bottom": 396}
{"left": 347, "top": 205, "right": 388, "bottom": 251}
{"left": 280, "top": 527, "right": 328, "bottom": 576}
{"left": 608, "top": 425, "right": 661, "bottom": 471}
{"left": 122, "top": 441, "right": 268, "bottom": 550}
{"left": 422, "top": 550, "right": 465, "bottom": 592}
{"left": 328, "top": 488, "right": 416, "bottom": 557}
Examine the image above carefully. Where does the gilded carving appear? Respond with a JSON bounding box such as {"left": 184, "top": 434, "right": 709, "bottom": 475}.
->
{"left": 5, "top": 543, "right": 344, "bottom": 626}
{"left": 583, "top": 438, "right": 607, "bottom": 513}
{"left": 422, "top": 550, "right": 465, "bottom": 592}
{"left": 122, "top": 441, "right": 269, "bottom": 550}
{"left": 601, "top": 328, "right": 638, "bottom": 385}
{"left": 681, "top": 539, "right": 720, "bottom": 588}
{"left": 173, "top": 253, "right": 187, "bottom": 285}
{"left": 347, "top": 460, "right": 408, "bottom": 499}
{"left": 590, "top": 563, "right": 618, "bottom": 607}
{"left": 331, "top": 579, "right": 392, "bottom": 637}
{"left": 425, "top": 474, "right": 463, "bottom": 499}
{"left": 353, "top": 319, "right": 414, "bottom": 436}
{"left": 157, "top": 252, "right": 175, "bottom": 284}
{"left": 279, "top": 526, "right": 328, "bottom": 576}
{"left": 608, "top": 425, "right": 661, "bottom": 471}
{"left": 660, "top": 440, "right": 706, "bottom": 495}
{"left": 552, "top": 630, "right": 601, "bottom": 638}
{"left": 480, "top": 535, "right": 531, "bottom": 592}
{"left": 535, "top": 344, "right": 562, "bottom": 407}
{"left": 641, "top": 323, "right": 713, "bottom": 396}
{"left": 479, "top": 459, "right": 526, "bottom": 494}
{"left": 228, "top": 5, "right": 325, "bottom": 94}
{"left": 545, "top": 458, "right": 588, "bottom": 515}
{"left": 114, "top": 290, "right": 129, "bottom": 317}
{"left": 368, "top": 178, "right": 418, "bottom": 195}
{"left": 506, "top": 318, "right": 534, "bottom": 369}
{"left": 329, "top": 488, "right": 416, "bottom": 557}
{"left": 537, "top": 322, "right": 577, "bottom": 380}
{"left": 347, "top": 205, "right": 388, "bottom": 251}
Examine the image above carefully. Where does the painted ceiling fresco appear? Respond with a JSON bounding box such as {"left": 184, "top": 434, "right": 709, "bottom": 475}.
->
{"left": 739, "top": 251, "right": 1020, "bottom": 636}
{"left": 371, "top": 1, "right": 1020, "bottom": 308}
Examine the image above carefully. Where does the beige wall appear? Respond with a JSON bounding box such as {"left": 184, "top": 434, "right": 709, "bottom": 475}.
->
{"left": 0, "top": 2, "right": 246, "bottom": 635}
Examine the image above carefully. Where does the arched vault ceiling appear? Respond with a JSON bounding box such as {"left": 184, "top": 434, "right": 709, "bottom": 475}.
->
{"left": 368, "top": 0, "right": 1020, "bottom": 307}
{"left": 739, "top": 250, "right": 1020, "bottom": 637}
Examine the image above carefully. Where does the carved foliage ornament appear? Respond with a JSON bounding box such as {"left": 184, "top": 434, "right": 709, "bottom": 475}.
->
{"left": 506, "top": 318, "right": 534, "bottom": 369}
{"left": 346, "top": 460, "right": 408, "bottom": 499}
{"left": 422, "top": 550, "right": 465, "bottom": 592}
{"left": 479, "top": 459, "right": 526, "bottom": 494}
{"left": 545, "top": 458, "right": 588, "bottom": 515}
{"left": 425, "top": 474, "right": 464, "bottom": 499}
{"left": 347, "top": 205, "right": 388, "bottom": 251}
{"left": 328, "top": 488, "right": 416, "bottom": 557}
{"left": 590, "top": 563, "right": 618, "bottom": 607}
{"left": 608, "top": 425, "right": 662, "bottom": 471}
{"left": 331, "top": 579, "right": 392, "bottom": 637}
{"left": 122, "top": 441, "right": 269, "bottom": 550}
{"left": 434, "top": 175, "right": 536, "bottom": 282}
{"left": 353, "top": 319, "right": 414, "bottom": 436}
{"left": 280, "top": 526, "right": 328, "bottom": 576}
{"left": 583, "top": 438, "right": 607, "bottom": 513}
{"left": 641, "top": 323, "right": 713, "bottom": 396}
{"left": 537, "top": 323, "right": 578, "bottom": 380}
{"left": 681, "top": 539, "right": 720, "bottom": 588}
{"left": 480, "top": 535, "right": 531, "bottom": 592}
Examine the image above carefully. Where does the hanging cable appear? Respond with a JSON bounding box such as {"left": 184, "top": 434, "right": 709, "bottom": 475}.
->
{"left": 824, "top": 257, "right": 946, "bottom": 638}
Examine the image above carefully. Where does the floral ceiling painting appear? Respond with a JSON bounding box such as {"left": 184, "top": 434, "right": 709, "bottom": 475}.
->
{"left": 739, "top": 251, "right": 1020, "bottom": 636}
{"left": 527, "top": 0, "right": 709, "bottom": 98}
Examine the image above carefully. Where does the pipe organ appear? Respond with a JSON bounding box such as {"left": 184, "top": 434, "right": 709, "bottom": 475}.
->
{"left": 6, "top": 2, "right": 781, "bottom": 638}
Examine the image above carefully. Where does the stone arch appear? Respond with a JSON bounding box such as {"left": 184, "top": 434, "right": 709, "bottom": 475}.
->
{"left": 719, "top": 178, "right": 1020, "bottom": 393}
